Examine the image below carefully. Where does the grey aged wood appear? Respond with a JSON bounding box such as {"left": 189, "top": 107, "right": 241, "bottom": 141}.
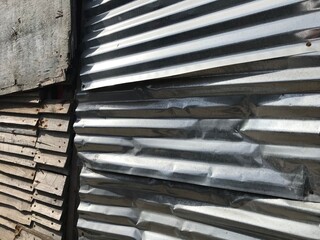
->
{"left": 0, "top": 0, "right": 71, "bottom": 96}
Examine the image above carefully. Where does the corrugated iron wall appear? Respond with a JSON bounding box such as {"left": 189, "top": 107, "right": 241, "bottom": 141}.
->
{"left": 0, "top": 86, "right": 74, "bottom": 240}
{"left": 76, "top": 0, "right": 320, "bottom": 239}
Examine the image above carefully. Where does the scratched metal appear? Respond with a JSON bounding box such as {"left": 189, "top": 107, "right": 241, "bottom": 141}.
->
{"left": 76, "top": 0, "right": 320, "bottom": 239}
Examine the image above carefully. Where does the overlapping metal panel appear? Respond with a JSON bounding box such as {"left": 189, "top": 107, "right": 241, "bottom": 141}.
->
{"left": 76, "top": 0, "right": 320, "bottom": 239}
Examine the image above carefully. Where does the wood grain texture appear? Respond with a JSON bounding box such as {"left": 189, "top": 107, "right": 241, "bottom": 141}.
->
{"left": 0, "top": 115, "right": 38, "bottom": 126}
{"left": 0, "top": 143, "right": 36, "bottom": 157}
{"left": 0, "top": 162, "right": 35, "bottom": 180}
{"left": 32, "top": 223, "right": 62, "bottom": 240}
{"left": 0, "top": 132, "right": 37, "bottom": 147}
{"left": 31, "top": 201, "right": 62, "bottom": 221}
{"left": 0, "top": 193, "right": 31, "bottom": 212}
{"left": 0, "top": 173, "right": 34, "bottom": 192}
{"left": 33, "top": 190, "right": 64, "bottom": 207}
{"left": 0, "top": 183, "right": 33, "bottom": 202}
{"left": 36, "top": 132, "right": 70, "bottom": 153}
{"left": 39, "top": 102, "right": 71, "bottom": 114}
{"left": 0, "top": 205, "right": 31, "bottom": 225}
{"left": 34, "top": 170, "right": 67, "bottom": 196}
{"left": 0, "top": 152, "right": 36, "bottom": 168}
{"left": 38, "top": 115, "right": 70, "bottom": 132}
{"left": 34, "top": 150, "right": 67, "bottom": 169}
{"left": 32, "top": 214, "right": 62, "bottom": 231}
{"left": 0, "top": 0, "right": 71, "bottom": 96}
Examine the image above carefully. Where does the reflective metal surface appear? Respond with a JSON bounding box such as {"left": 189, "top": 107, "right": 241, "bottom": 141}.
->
{"left": 77, "top": 0, "right": 320, "bottom": 239}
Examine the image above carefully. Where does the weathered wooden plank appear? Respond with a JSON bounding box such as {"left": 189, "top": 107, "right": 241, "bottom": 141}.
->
{"left": 0, "top": 153, "right": 36, "bottom": 168}
{"left": 0, "top": 124, "right": 37, "bottom": 136}
{"left": 0, "top": 184, "right": 33, "bottom": 202}
{"left": 33, "top": 190, "right": 64, "bottom": 208}
{"left": 39, "top": 102, "right": 71, "bottom": 114}
{"left": 15, "top": 230, "right": 42, "bottom": 240}
{"left": 0, "top": 163, "right": 35, "bottom": 180}
{"left": 36, "top": 132, "right": 69, "bottom": 153}
{"left": 0, "top": 115, "right": 38, "bottom": 126}
{"left": 0, "top": 96, "right": 40, "bottom": 104}
{"left": 0, "top": 143, "right": 36, "bottom": 157}
{"left": 34, "top": 171, "right": 66, "bottom": 196}
{"left": 0, "top": 217, "right": 16, "bottom": 231}
{"left": 0, "top": 226, "right": 15, "bottom": 240}
{"left": 32, "top": 223, "right": 62, "bottom": 240}
{"left": 0, "top": 173, "right": 34, "bottom": 192}
{"left": 34, "top": 150, "right": 67, "bottom": 168}
{"left": 0, "top": 0, "right": 71, "bottom": 96}
{"left": 38, "top": 164, "right": 69, "bottom": 176}
{"left": 0, "top": 104, "right": 40, "bottom": 115}
{"left": 38, "top": 115, "right": 70, "bottom": 132}
{"left": 32, "top": 214, "right": 62, "bottom": 231}
{"left": 0, "top": 206, "right": 31, "bottom": 225}
{"left": 0, "top": 132, "right": 37, "bottom": 147}
{"left": 14, "top": 226, "right": 53, "bottom": 240}
{"left": 31, "top": 201, "right": 62, "bottom": 221}
{"left": 0, "top": 193, "right": 31, "bottom": 212}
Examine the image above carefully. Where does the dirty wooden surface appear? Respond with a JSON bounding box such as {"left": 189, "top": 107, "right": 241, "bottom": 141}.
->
{"left": 0, "top": 89, "right": 73, "bottom": 239}
{"left": 0, "top": 0, "right": 71, "bottom": 96}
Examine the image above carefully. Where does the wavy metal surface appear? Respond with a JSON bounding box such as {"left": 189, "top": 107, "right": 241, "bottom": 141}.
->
{"left": 77, "top": 0, "right": 320, "bottom": 239}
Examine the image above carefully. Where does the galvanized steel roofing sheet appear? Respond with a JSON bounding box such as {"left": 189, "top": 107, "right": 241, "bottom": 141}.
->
{"left": 76, "top": 0, "right": 320, "bottom": 239}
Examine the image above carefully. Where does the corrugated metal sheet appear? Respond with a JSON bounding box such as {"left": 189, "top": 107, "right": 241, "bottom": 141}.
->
{"left": 76, "top": 0, "right": 320, "bottom": 239}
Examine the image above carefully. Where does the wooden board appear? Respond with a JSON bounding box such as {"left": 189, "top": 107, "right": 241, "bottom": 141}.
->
{"left": 0, "top": 193, "right": 31, "bottom": 212}
{"left": 0, "top": 104, "right": 40, "bottom": 115}
{"left": 15, "top": 230, "right": 42, "bottom": 240}
{"left": 0, "top": 216, "right": 16, "bottom": 230}
{"left": 0, "top": 163, "right": 35, "bottom": 180}
{"left": 0, "top": 143, "right": 36, "bottom": 157}
{"left": 0, "top": 0, "right": 71, "bottom": 96}
{"left": 0, "top": 184, "right": 33, "bottom": 202}
{"left": 33, "top": 190, "right": 64, "bottom": 208}
{"left": 0, "top": 206, "right": 31, "bottom": 225}
{"left": 0, "top": 226, "right": 15, "bottom": 240}
{"left": 0, "top": 125, "right": 37, "bottom": 136}
{"left": 31, "top": 201, "right": 62, "bottom": 221}
{"left": 39, "top": 102, "right": 71, "bottom": 114}
{"left": 15, "top": 226, "right": 53, "bottom": 240}
{"left": 32, "top": 214, "right": 62, "bottom": 232}
{"left": 0, "top": 172, "right": 34, "bottom": 192}
{"left": 0, "top": 152, "right": 36, "bottom": 168}
{"left": 34, "top": 150, "right": 67, "bottom": 169}
{"left": 0, "top": 115, "right": 38, "bottom": 126}
{"left": 0, "top": 132, "right": 37, "bottom": 147}
{"left": 38, "top": 115, "right": 70, "bottom": 132}
{"left": 32, "top": 223, "right": 62, "bottom": 240}
{"left": 36, "top": 132, "right": 69, "bottom": 153}
{"left": 34, "top": 171, "right": 66, "bottom": 196}
{"left": 0, "top": 96, "right": 40, "bottom": 104}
